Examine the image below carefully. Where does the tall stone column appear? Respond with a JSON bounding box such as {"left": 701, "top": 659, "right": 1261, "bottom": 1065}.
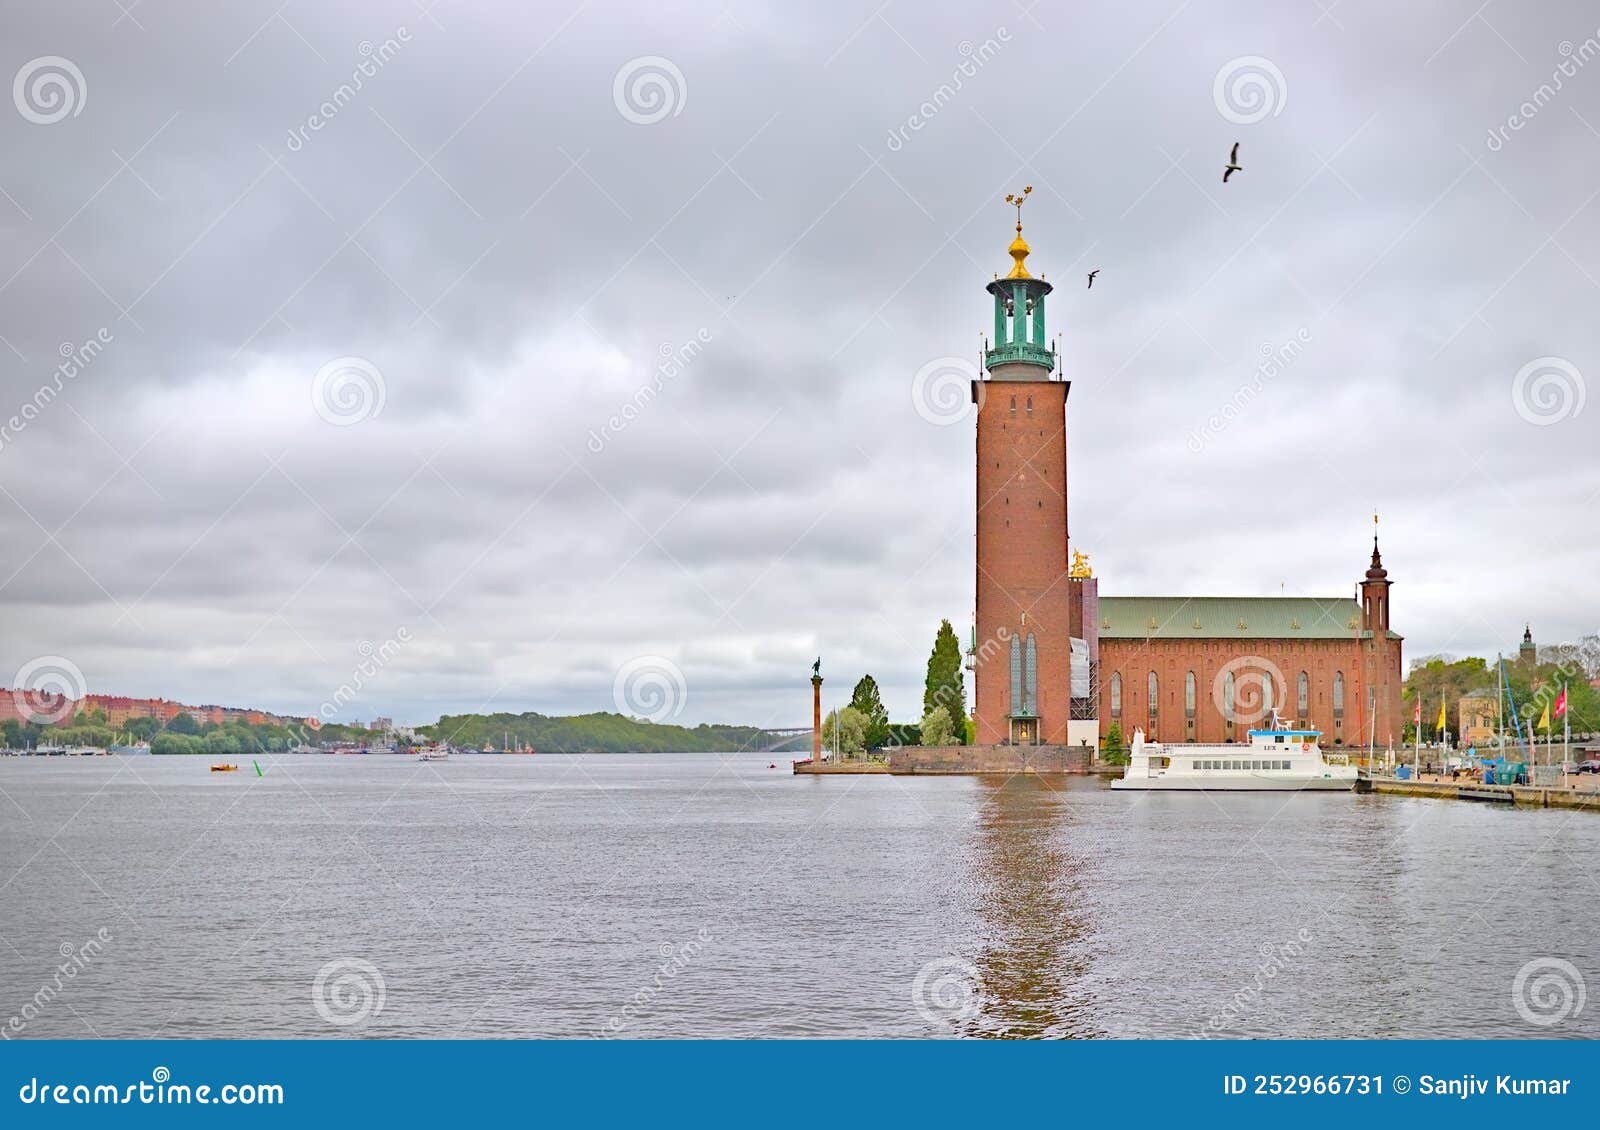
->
{"left": 811, "top": 675, "right": 823, "bottom": 763}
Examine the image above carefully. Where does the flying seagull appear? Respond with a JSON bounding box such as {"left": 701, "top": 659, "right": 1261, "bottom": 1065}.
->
{"left": 1086, "top": 269, "right": 1100, "bottom": 289}
{"left": 1222, "top": 141, "right": 1242, "bottom": 183}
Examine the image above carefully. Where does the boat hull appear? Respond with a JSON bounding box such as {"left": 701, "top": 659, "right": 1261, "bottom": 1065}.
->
{"left": 1112, "top": 773, "right": 1355, "bottom": 792}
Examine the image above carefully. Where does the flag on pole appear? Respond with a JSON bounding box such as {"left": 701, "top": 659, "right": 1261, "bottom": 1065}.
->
{"left": 1437, "top": 697, "right": 1447, "bottom": 731}
{"left": 1413, "top": 699, "right": 1421, "bottom": 724}
{"left": 1539, "top": 701, "right": 1550, "bottom": 730}
{"left": 1555, "top": 686, "right": 1568, "bottom": 718}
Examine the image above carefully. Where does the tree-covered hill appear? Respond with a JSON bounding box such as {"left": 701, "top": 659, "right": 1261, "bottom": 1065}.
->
{"left": 416, "top": 711, "right": 772, "bottom": 753}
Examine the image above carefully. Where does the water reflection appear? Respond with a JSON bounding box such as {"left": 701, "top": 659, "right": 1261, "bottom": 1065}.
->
{"left": 960, "top": 775, "right": 1100, "bottom": 1039}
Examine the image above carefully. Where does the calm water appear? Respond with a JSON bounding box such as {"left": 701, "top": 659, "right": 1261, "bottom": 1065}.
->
{"left": 0, "top": 753, "right": 1595, "bottom": 1039}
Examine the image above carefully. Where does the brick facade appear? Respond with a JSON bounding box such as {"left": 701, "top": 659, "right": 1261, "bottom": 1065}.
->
{"left": 972, "top": 379, "right": 1076, "bottom": 745}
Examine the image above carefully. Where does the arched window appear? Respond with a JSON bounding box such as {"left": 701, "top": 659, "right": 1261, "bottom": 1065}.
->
{"left": 1110, "top": 672, "right": 1122, "bottom": 719}
{"left": 1024, "top": 634, "right": 1038, "bottom": 715}
{"left": 1147, "top": 671, "right": 1159, "bottom": 721}
{"left": 1297, "top": 671, "right": 1309, "bottom": 717}
{"left": 1025, "top": 395, "right": 1034, "bottom": 415}
{"left": 1185, "top": 672, "right": 1196, "bottom": 718}
{"left": 1009, "top": 395, "right": 1017, "bottom": 417}
{"left": 1333, "top": 672, "right": 1345, "bottom": 717}
{"left": 1010, "top": 635, "right": 1023, "bottom": 714}
{"left": 1223, "top": 672, "right": 1236, "bottom": 722}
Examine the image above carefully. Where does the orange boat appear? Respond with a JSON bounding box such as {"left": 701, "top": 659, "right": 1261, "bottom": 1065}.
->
{"left": 210, "top": 764, "right": 238, "bottom": 772}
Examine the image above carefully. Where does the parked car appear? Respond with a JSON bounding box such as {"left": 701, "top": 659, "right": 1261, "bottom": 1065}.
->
{"left": 1574, "top": 760, "right": 1600, "bottom": 775}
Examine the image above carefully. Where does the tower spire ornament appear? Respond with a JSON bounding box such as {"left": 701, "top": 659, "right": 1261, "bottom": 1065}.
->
{"left": 1003, "top": 186, "right": 1033, "bottom": 279}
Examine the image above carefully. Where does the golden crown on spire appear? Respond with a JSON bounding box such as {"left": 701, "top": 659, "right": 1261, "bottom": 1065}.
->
{"left": 1003, "top": 186, "right": 1033, "bottom": 279}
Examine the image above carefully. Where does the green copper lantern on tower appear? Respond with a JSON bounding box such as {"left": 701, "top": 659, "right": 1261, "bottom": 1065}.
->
{"left": 983, "top": 186, "right": 1057, "bottom": 379}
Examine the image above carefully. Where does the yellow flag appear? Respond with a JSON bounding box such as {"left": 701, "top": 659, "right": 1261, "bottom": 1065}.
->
{"left": 1539, "top": 701, "right": 1550, "bottom": 730}
{"left": 1437, "top": 698, "right": 1446, "bottom": 730}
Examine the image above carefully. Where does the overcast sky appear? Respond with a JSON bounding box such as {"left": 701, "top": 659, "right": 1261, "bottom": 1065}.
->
{"left": 0, "top": 0, "right": 1596, "bottom": 728}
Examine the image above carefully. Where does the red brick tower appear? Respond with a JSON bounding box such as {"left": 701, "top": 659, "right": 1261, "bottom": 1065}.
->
{"left": 972, "top": 190, "right": 1077, "bottom": 745}
{"left": 1357, "top": 530, "right": 1402, "bottom": 751}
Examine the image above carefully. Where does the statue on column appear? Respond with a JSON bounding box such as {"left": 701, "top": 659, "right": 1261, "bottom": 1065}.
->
{"left": 812, "top": 656, "right": 822, "bottom": 679}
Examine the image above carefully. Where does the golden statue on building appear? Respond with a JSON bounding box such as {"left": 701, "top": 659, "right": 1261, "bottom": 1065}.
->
{"left": 1069, "top": 549, "right": 1092, "bottom": 578}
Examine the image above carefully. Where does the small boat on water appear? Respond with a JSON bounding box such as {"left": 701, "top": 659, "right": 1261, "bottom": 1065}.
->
{"left": 1111, "top": 717, "right": 1357, "bottom": 792}
{"left": 210, "top": 763, "right": 239, "bottom": 772}
{"left": 416, "top": 745, "right": 449, "bottom": 762}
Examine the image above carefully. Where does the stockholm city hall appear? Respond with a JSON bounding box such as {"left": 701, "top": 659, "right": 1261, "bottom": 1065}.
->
{"left": 967, "top": 192, "right": 1403, "bottom": 752}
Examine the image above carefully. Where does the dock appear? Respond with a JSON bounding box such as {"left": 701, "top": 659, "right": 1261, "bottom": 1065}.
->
{"left": 1358, "top": 774, "right": 1600, "bottom": 811}
{"left": 792, "top": 758, "right": 890, "bottom": 775}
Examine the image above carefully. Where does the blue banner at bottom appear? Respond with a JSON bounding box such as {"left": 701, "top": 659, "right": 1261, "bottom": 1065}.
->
{"left": 1, "top": 1040, "right": 1588, "bottom": 1126}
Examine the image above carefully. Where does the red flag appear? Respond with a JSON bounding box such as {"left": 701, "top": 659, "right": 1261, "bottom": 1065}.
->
{"left": 1413, "top": 698, "right": 1421, "bottom": 724}
{"left": 1555, "top": 687, "right": 1568, "bottom": 718}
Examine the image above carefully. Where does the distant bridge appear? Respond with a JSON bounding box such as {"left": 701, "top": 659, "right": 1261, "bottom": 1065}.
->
{"left": 752, "top": 727, "right": 812, "bottom": 753}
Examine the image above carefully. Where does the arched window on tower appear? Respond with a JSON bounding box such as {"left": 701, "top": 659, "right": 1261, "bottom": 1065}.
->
{"left": 1110, "top": 672, "right": 1122, "bottom": 720}
{"left": 1147, "top": 671, "right": 1159, "bottom": 729}
{"left": 1298, "top": 671, "right": 1309, "bottom": 718}
{"left": 1009, "top": 395, "right": 1017, "bottom": 417}
{"left": 1224, "top": 671, "right": 1236, "bottom": 739}
{"left": 1009, "top": 635, "right": 1023, "bottom": 715}
{"left": 1025, "top": 395, "right": 1033, "bottom": 416}
{"left": 1333, "top": 672, "right": 1345, "bottom": 718}
{"left": 1024, "top": 634, "right": 1038, "bottom": 715}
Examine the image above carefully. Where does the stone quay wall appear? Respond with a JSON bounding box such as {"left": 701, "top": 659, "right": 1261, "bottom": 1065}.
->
{"left": 886, "top": 743, "right": 1094, "bottom": 775}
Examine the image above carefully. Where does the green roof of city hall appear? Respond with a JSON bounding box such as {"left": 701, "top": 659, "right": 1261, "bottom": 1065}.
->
{"left": 1097, "top": 596, "right": 1401, "bottom": 640}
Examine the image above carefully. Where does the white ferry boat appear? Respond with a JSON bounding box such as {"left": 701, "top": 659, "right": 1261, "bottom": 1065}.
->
{"left": 416, "top": 745, "right": 449, "bottom": 762}
{"left": 1111, "top": 719, "right": 1357, "bottom": 791}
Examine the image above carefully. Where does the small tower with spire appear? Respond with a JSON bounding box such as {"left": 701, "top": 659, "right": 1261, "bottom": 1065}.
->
{"left": 1519, "top": 625, "right": 1537, "bottom": 668}
{"left": 1360, "top": 513, "right": 1390, "bottom": 634}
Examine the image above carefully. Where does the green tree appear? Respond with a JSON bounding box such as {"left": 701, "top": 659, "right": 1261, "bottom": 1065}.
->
{"left": 924, "top": 619, "right": 968, "bottom": 745}
{"left": 919, "top": 705, "right": 954, "bottom": 747}
{"left": 1101, "top": 722, "right": 1128, "bottom": 765}
{"left": 821, "top": 707, "right": 867, "bottom": 756}
{"left": 203, "top": 731, "right": 241, "bottom": 757}
{"left": 848, "top": 675, "right": 891, "bottom": 750}
{"left": 167, "top": 711, "right": 201, "bottom": 736}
